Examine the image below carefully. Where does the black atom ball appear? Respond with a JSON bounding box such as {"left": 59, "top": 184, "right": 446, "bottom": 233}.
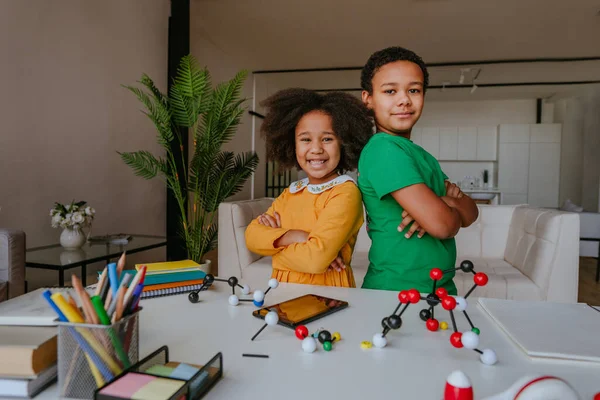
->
{"left": 460, "top": 260, "right": 474, "bottom": 273}
{"left": 387, "top": 315, "right": 402, "bottom": 330}
{"left": 317, "top": 330, "right": 332, "bottom": 344}
{"left": 204, "top": 274, "right": 215, "bottom": 284}
{"left": 188, "top": 291, "right": 199, "bottom": 303}
{"left": 419, "top": 309, "right": 431, "bottom": 321}
{"left": 227, "top": 276, "right": 238, "bottom": 287}
{"left": 426, "top": 293, "right": 440, "bottom": 307}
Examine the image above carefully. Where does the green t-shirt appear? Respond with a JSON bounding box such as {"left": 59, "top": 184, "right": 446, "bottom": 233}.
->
{"left": 358, "top": 133, "right": 457, "bottom": 295}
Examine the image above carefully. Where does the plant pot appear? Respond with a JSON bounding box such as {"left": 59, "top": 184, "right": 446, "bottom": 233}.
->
{"left": 198, "top": 259, "right": 212, "bottom": 274}
{"left": 60, "top": 227, "right": 86, "bottom": 250}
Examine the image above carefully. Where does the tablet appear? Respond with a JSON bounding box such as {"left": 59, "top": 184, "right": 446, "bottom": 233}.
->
{"left": 252, "top": 294, "right": 348, "bottom": 329}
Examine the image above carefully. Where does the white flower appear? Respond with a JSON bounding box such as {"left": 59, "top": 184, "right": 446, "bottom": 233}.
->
{"left": 85, "top": 206, "right": 94, "bottom": 216}
{"left": 52, "top": 214, "right": 62, "bottom": 226}
{"left": 65, "top": 205, "right": 71, "bottom": 211}
{"left": 50, "top": 208, "right": 55, "bottom": 216}
{"left": 72, "top": 212, "right": 84, "bottom": 224}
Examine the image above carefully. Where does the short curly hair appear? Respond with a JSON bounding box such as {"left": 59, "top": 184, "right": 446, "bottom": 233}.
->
{"left": 360, "top": 46, "right": 429, "bottom": 94}
{"left": 260, "top": 88, "right": 373, "bottom": 173}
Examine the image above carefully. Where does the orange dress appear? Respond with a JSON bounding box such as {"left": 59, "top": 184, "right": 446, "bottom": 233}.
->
{"left": 244, "top": 175, "right": 364, "bottom": 287}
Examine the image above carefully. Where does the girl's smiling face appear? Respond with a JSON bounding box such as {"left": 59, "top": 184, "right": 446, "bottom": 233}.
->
{"left": 295, "top": 110, "right": 341, "bottom": 185}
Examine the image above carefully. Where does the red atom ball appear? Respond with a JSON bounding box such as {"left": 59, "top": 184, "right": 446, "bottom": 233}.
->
{"left": 442, "top": 296, "right": 457, "bottom": 311}
{"left": 435, "top": 287, "right": 448, "bottom": 299}
{"left": 450, "top": 332, "right": 463, "bottom": 348}
{"left": 593, "top": 393, "right": 600, "bottom": 400}
{"left": 295, "top": 325, "right": 309, "bottom": 340}
{"left": 398, "top": 291, "right": 409, "bottom": 304}
{"left": 408, "top": 289, "right": 421, "bottom": 304}
{"left": 474, "top": 272, "right": 489, "bottom": 286}
{"left": 426, "top": 318, "right": 439, "bottom": 331}
{"left": 429, "top": 268, "right": 443, "bottom": 281}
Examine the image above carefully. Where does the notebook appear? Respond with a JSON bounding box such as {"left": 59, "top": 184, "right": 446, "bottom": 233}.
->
{"left": 141, "top": 282, "right": 205, "bottom": 300}
{"left": 0, "top": 288, "right": 62, "bottom": 326}
{"left": 135, "top": 260, "right": 202, "bottom": 274}
{"left": 478, "top": 298, "right": 600, "bottom": 363}
{"left": 0, "top": 364, "right": 57, "bottom": 398}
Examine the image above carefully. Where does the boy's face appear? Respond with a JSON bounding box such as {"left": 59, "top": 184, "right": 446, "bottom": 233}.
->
{"left": 295, "top": 110, "right": 341, "bottom": 185}
{"left": 362, "top": 60, "right": 425, "bottom": 136}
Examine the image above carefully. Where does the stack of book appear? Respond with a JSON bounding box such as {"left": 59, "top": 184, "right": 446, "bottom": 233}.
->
{"left": 0, "top": 326, "right": 58, "bottom": 398}
{"left": 128, "top": 260, "right": 207, "bottom": 299}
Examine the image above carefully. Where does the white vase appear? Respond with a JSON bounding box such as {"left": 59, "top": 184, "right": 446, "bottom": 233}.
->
{"left": 199, "top": 259, "right": 212, "bottom": 274}
{"left": 60, "top": 227, "right": 86, "bottom": 250}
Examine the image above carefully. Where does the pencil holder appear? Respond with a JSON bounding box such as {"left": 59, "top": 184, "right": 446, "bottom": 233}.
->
{"left": 56, "top": 309, "right": 141, "bottom": 399}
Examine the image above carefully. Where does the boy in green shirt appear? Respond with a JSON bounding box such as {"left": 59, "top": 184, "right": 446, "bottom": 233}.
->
{"left": 358, "top": 47, "right": 479, "bottom": 294}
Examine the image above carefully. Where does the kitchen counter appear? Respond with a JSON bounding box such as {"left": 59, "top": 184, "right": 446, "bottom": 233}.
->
{"left": 461, "top": 187, "right": 503, "bottom": 194}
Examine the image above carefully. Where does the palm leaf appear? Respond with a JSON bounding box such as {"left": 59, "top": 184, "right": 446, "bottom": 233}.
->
{"left": 118, "top": 151, "right": 167, "bottom": 180}
{"left": 123, "top": 85, "right": 174, "bottom": 148}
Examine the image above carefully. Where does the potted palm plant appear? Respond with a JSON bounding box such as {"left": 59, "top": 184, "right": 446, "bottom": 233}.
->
{"left": 119, "top": 55, "right": 259, "bottom": 271}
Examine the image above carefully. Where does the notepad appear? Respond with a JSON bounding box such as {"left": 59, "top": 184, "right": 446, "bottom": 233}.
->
{"left": 0, "top": 288, "right": 61, "bottom": 326}
{"left": 96, "top": 372, "right": 185, "bottom": 400}
{"left": 478, "top": 298, "right": 600, "bottom": 363}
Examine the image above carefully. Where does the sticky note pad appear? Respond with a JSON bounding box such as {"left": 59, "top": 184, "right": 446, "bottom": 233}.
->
{"left": 145, "top": 365, "right": 176, "bottom": 377}
{"left": 169, "top": 363, "right": 199, "bottom": 380}
{"left": 97, "top": 372, "right": 185, "bottom": 400}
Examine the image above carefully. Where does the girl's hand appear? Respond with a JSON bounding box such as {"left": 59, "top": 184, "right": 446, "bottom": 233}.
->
{"left": 445, "top": 181, "right": 465, "bottom": 199}
{"left": 398, "top": 210, "right": 427, "bottom": 239}
{"left": 257, "top": 212, "right": 281, "bottom": 228}
{"left": 327, "top": 251, "right": 346, "bottom": 273}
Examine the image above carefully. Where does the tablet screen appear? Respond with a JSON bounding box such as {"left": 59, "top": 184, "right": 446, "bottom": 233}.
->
{"left": 252, "top": 294, "right": 348, "bottom": 328}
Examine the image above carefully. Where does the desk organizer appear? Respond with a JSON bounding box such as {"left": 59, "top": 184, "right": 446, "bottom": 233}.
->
{"left": 94, "top": 346, "right": 223, "bottom": 400}
{"left": 56, "top": 309, "right": 140, "bottom": 399}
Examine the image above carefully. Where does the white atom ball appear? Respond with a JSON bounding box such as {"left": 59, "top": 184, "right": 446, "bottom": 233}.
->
{"left": 241, "top": 285, "right": 250, "bottom": 295}
{"left": 372, "top": 333, "right": 387, "bottom": 348}
{"left": 302, "top": 337, "right": 317, "bottom": 353}
{"left": 455, "top": 296, "right": 468, "bottom": 312}
{"left": 253, "top": 290, "right": 265, "bottom": 302}
{"left": 268, "top": 278, "right": 279, "bottom": 289}
{"left": 265, "top": 311, "right": 279, "bottom": 326}
{"left": 461, "top": 331, "right": 479, "bottom": 350}
{"left": 228, "top": 295, "right": 239, "bottom": 306}
{"left": 480, "top": 349, "right": 498, "bottom": 365}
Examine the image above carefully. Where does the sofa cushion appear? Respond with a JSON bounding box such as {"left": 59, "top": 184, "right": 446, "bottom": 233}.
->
{"left": 243, "top": 257, "right": 274, "bottom": 289}
{"left": 455, "top": 257, "right": 542, "bottom": 300}
{"left": 230, "top": 199, "right": 274, "bottom": 269}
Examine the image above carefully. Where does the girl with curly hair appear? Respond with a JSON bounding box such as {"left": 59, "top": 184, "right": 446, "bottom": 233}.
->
{"left": 245, "top": 88, "right": 373, "bottom": 287}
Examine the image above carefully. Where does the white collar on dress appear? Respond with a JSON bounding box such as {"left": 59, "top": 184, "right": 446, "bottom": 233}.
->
{"left": 288, "top": 174, "right": 355, "bottom": 194}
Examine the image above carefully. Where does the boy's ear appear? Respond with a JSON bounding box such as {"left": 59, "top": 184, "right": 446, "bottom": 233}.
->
{"left": 361, "top": 90, "right": 372, "bottom": 109}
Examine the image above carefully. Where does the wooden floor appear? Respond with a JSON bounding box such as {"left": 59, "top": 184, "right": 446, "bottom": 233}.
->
{"left": 579, "top": 257, "right": 600, "bottom": 305}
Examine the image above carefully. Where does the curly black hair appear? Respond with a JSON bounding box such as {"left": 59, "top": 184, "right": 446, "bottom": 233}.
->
{"left": 360, "top": 46, "right": 429, "bottom": 94}
{"left": 260, "top": 88, "right": 373, "bottom": 173}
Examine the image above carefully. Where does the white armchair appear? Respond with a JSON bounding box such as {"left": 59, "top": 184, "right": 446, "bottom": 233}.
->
{"left": 218, "top": 201, "right": 580, "bottom": 303}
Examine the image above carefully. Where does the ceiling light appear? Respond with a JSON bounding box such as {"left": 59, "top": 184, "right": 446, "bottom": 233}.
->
{"left": 459, "top": 68, "right": 470, "bottom": 85}
{"left": 470, "top": 83, "right": 478, "bottom": 94}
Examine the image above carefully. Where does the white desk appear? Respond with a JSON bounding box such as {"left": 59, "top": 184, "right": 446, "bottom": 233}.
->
{"left": 18, "top": 284, "right": 600, "bottom": 399}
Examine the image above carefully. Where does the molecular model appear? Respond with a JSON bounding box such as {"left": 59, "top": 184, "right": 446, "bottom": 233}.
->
{"left": 188, "top": 274, "right": 279, "bottom": 307}
{"left": 372, "top": 260, "right": 498, "bottom": 365}
{"left": 250, "top": 317, "right": 341, "bottom": 353}
{"left": 443, "top": 370, "right": 582, "bottom": 400}
{"left": 294, "top": 325, "right": 341, "bottom": 353}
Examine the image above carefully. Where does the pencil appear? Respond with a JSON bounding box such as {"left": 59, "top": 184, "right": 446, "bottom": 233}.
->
{"left": 117, "top": 252, "right": 126, "bottom": 276}
{"left": 95, "top": 268, "right": 107, "bottom": 297}
{"left": 123, "top": 266, "right": 145, "bottom": 309}
{"left": 112, "top": 285, "right": 126, "bottom": 323}
{"left": 72, "top": 275, "right": 99, "bottom": 325}
{"left": 107, "top": 274, "right": 132, "bottom": 318}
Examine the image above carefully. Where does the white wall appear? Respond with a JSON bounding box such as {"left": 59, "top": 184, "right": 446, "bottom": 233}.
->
{"left": 0, "top": 0, "right": 169, "bottom": 287}
{"left": 416, "top": 99, "right": 537, "bottom": 127}
{"left": 552, "top": 88, "right": 600, "bottom": 211}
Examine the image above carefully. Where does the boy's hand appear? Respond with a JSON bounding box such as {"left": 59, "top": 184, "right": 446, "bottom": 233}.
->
{"left": 445, "top": 181, "right": 464, "bottom": 199}
{"left": 258, "top": 212, "right": 281, "bottom": 228}
{"left": 327, "top": 251, "right": 346, "bottom": 273}
{"left": 398, "top": 210, "right": 427, "bottom": 239}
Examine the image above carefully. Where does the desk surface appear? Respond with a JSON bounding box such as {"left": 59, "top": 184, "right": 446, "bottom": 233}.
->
{"left": 17, "top": 284, "right": 600, "bottom": 399}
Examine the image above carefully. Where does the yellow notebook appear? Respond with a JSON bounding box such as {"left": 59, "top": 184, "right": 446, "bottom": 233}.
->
{"left": 135, "top": 260, "right": 201, "bottom": 273}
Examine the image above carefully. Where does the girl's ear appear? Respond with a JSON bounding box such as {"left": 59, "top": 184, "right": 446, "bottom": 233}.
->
{"left": 361, "top": 90, "right": 372, "bottom": 109}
